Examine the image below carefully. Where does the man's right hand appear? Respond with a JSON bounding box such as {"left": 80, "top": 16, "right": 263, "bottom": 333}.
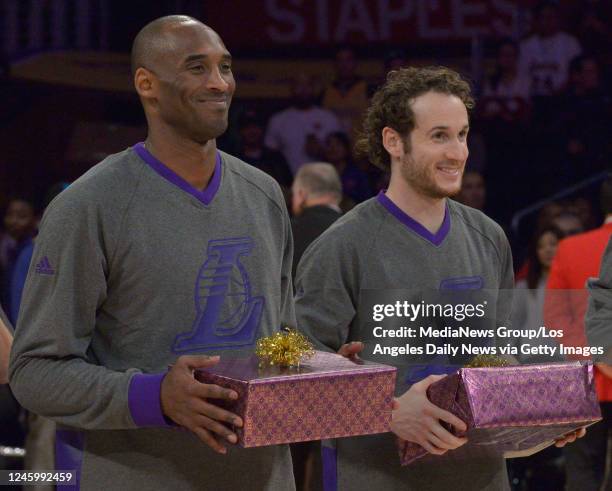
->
{"left": 161, "top": 355, "right": 243, "bottom": 455}
{"left": 391, "top": 375, "right": 468, "bottom": 456}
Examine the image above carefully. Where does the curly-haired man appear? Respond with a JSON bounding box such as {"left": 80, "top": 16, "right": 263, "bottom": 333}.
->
{"left": 295, "top": 66, "right": 513, "bottom": 490}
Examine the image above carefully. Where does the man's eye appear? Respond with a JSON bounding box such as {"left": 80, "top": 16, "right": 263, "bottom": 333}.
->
{"left": 433, "top": 133, "right": 447, "bottom": 141}
{"left": 189, "top": 65, "right": 205, "bottom": 73}
{"left": 221, "top": 64, "right": 232, "bottom": 72}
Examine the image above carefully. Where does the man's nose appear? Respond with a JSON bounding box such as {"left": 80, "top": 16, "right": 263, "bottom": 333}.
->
{"left": 206, "top": 67, "right": 230, "bottom": 92}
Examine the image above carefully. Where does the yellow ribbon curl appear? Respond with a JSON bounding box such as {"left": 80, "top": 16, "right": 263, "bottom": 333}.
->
{"left": 255, "top": 328, "right": 315, "bottom": 368}
{"left": 466, "top": 354, "right": 509, "bottom": 368}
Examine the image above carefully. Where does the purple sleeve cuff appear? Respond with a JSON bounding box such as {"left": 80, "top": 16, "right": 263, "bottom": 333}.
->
{"left": 128, "top": 372, "right": 174, "bottom": 427}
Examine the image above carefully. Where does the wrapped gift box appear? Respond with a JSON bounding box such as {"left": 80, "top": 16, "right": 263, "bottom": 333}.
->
{"left": 400, "top": 362, "right": 602, "bottom": 465}
{"left": 195, "top": 351, "right": 396, "bottom": 447}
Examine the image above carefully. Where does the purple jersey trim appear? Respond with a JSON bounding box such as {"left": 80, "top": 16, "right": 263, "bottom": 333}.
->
{"left": 55, "top": 429, "right": 84, "bottom": 490}
{"left": 376, "top": 191, "right": 450, "bottom": 246}
{"left": 128, "top": 372, "right": 173, "bottom": 427}
{"left": 133, "top": 142, "right": 222, "bottom": 205}
{"left": 322, "top": 445, "right": 338, "bottom": 491}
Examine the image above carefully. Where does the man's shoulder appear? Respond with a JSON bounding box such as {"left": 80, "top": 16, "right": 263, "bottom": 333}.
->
{"left": 448, "top": 200, "right": 507, "bottom": 242}
{"left": 39, "top": 147, "right": 144, "bottom": 235}
{"left": 221, "top": 151, "right": 286, "bottom": 209}
{"left": 309, "top": 198, "right": 382, "bottom": 247}
{"left": 50, "top": 147, "right": 143, "bottom": 209}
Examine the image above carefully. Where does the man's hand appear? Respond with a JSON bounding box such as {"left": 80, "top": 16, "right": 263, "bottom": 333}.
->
{"left": 554, "top": 427, "right": 587, "bottom": 447}
{"left": 161, "top": 355, "right": 243, "bottom": 455}
{"left": 391, "top": 375, "right": 468, "bottom": 456}
{"left": 337, "top": 341, "right": 364, "bottom": 361}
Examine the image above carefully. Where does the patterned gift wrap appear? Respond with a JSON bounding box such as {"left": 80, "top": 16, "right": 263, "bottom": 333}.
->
{"left": 195, "top": 351, "right": 397, "bottom": 447}
{"left": 399, "top": 362, "right": 602, "bottom": 465}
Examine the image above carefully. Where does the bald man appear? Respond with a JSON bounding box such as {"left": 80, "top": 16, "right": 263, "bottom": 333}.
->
{"left": 291, "top": 162, "right": 342, "bottom": 280}
{"left": 9, "top": 16, "right": 296, "bottom": 490}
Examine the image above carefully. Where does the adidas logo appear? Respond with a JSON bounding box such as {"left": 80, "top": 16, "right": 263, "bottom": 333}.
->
{"left": 35, "top": 256, "right": 55, "bottom": 275}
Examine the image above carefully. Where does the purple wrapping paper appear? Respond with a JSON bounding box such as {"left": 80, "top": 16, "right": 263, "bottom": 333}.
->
{"left": 400, "top": 362, "right": 602, "bottom": 465}
{"left": 196, "top": 351, "right": 397, "bottom": 447}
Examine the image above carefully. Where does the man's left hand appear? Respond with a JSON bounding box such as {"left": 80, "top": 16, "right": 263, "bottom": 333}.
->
{"left": 337, "top": 341, "right": 364, "bottom": 361}
{"left": 554, "top": 427, "right": 586, "bottom": 447}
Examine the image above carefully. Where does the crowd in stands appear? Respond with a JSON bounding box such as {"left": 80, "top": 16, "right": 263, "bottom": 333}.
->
{"left": 1, "top": 2, "right": 612, "bottom": 490}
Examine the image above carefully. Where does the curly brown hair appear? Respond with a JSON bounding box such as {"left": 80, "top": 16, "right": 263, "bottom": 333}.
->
{"left": 355, "top": 66, "right": 474, "bottom": 172}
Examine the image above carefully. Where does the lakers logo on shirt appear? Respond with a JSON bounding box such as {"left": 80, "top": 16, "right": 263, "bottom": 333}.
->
{"left": 173, "top": 237, "right": 264, "bottom": 352}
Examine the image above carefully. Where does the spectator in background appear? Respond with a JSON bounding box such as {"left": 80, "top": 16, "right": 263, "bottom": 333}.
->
{"left": 291, "top": 162, "right": 342, "bottom": 282}
{"left": 481, "top": 39, "right": 531, "bottom": 122}
{"left": 235, "top": 108, "right": 293, "bottom": 190}
{"left": 479, "top": 39, "right": 531, "bottom": 223}
{"left": 572, "top": 197, "right": 598, "bottom": 231}
{"left": 519, "top": 2, "right": 582, "bottom": 96}
{"left": 324, "top": 131, "right": 372, "bottom": 207}
{"left": 0, "top": 197, "right": 36, "bottom": 321}
{"left": 513, "top": 225, "right": 565, "bottom": 363}
{"left": 265, "top": 73, "right": 341, "bottom": 175}
{"left": 544, "top": 177, "right": 612, "bottom": 491}
{"left": 455, "top": 170, "right": 486, "bottom": 211}
{"left": 517, "top": 203, "right": 583, "bottom": 283}
{"left": 556, "top": 55, "right": 610, "bottom": 184}
{"left": 552, "top": 210, "right": 584, "bottom": 237}
{"left": 563, "top": 0, "right": 612, "bottom": 56}
{"left": 322, "top": 47, "right": 369, "bottom": 142}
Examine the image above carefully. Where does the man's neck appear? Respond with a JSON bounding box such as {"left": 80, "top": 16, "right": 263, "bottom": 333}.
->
{"left": 145, "top": 128, "right": 217, "bottom": 191}
{"left": 304, "top": 196, "right": 341, "bottom": 212}
{"left": 386, "top": 174, "right": 447, "bottom": 234}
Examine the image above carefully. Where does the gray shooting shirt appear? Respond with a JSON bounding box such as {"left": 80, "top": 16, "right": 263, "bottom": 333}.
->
{"left": 9, "top": 144, "right": 296, "bottom": 490}
{"left": 295, "top": 192, "right": 514, "bottom": 491}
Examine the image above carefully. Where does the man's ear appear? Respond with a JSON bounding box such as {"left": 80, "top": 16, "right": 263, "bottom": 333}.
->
{"left": 382, "top": 127, "right": 405, "bottom": 161}
{"left": 134, "top": 67, "right": 156, "bottom": 100}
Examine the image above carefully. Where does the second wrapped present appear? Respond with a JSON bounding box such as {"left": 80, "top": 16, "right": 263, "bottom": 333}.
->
{"left": 399, "top": 362, "right": 601, "bottom": 465}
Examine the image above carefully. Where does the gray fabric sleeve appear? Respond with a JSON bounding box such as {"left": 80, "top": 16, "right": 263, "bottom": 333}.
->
{"left": 8, "top": 193, "right": 142, "bottom": 430}
{"left": 294, "top": 229, "right": 359, "bottom": 352}
{"left": 586, "top": 237, "right": 612, "bottom": 363}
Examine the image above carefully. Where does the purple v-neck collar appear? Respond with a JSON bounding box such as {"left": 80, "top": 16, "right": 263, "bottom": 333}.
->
{"left": 376, "top": 191, "right": 450, "bottom": 246}
{"left": 133, "top": 142, "right": 222, "bottom": 206}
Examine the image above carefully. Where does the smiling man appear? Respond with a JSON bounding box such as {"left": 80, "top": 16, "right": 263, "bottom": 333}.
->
{"left": 9, "top": 16, "right": 295, "bottom": 490}
{"left": 295, "top": 67, "right": 515, "bottom": 490}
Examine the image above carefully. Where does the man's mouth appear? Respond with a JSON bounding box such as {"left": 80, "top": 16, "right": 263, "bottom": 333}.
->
{"left": 436, "top": 165, "right": 461, "bottom": 176}
{"left": 197, "top": 97, "right": 229, "bottom": 107}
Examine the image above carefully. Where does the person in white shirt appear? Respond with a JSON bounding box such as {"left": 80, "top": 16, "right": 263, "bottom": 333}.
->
{"left": 519, "top": 2, "right": 582, "bottom": 96}
{"left": 265, "top": 73, "right": 341, "bottom": 175}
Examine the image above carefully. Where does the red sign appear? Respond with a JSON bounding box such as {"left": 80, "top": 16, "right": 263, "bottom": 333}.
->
{"left": 207, "top": 0, "right": 520, "bottom": 46}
